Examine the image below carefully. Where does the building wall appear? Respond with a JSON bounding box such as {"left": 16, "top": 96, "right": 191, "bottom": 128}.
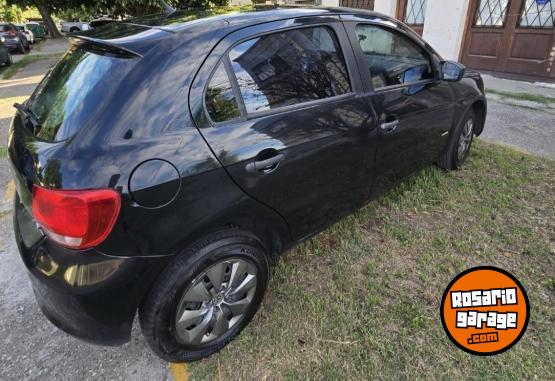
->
{"left": 422, "top": 0, "right": 470, "bottom": 61}
{"left": 319, "top": 0, "right": 341, "bottom": 6}
{"left": 373, "top": 0, "right": 397, "bottom": 16}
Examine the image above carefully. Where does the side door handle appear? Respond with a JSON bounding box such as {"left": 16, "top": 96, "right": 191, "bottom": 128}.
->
{"left": 380, "top": 120, "right": 399, "bottom": 133}
{"left": 246, "top": 153, "right": 285, "bottom": 174}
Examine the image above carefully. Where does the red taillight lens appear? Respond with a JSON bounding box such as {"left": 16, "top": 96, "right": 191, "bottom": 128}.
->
{"left": 32, "top": 185, "right": 121, "bottom": 249}
{"left": 5, "top": 30, "right": 16, "bottom": 36}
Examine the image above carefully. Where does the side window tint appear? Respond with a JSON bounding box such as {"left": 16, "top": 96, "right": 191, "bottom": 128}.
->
{"left": 229, "top": 26, "right": 351, "bottom": 114}
{"left": 355, "top": 24, "right": 432, "bottom": 89}
{"left": 205, "top": 62, "right": 240, "bottom": 123}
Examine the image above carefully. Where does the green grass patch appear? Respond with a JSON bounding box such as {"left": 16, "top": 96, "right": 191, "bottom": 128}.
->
{"left": 190, "top": 141, "right": 555, "bottom": 379}
{"left": 486, "top": 88, "right": 555, "bottom": 105}
{"left": 2, "top": 54, "right": 59, "bottom": 80}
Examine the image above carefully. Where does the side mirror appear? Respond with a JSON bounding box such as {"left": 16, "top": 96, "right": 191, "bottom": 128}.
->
{"left": 441, "top": 61, "right": 466, "bottom": 82}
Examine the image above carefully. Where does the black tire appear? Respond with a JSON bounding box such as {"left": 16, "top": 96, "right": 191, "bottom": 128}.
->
{"left": 5, "top": 53, "right": 12, "bottom": 66}
{"left": 17, "top": 42, "right": 25, "bottom": 54}
{"left": 438, "top": 109, "right": 476, "bottom": 170}
{"left": 139, "top": 229, "right": 270, "bottom": 362}
{"left": 25, "top": 41, "right": 30, "bottom": 51}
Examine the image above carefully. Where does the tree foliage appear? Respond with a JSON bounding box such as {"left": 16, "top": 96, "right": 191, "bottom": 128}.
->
{"left": 5, "top": 0, "right": 231, "bottom": 38}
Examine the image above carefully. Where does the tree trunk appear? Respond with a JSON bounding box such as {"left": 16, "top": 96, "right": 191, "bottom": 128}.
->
{"left": 35, "top": 1, "right": 63, "bottom": 39}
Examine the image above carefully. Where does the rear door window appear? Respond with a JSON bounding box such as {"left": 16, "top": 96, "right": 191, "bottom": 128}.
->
{"left": 228, "top": 26, "right": 351, "bottom": 114}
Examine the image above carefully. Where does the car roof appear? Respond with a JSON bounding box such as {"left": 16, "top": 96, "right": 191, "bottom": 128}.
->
{"left": 126, "top": 6, "right": 384, "bottom": 32}
{"left": 75, "top": 6, "right": 420, "bottom": 60}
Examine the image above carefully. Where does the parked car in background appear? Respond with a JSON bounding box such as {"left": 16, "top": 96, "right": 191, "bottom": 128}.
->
{"left": 8, "top": 7, "right": 486, "bottom": 362}
{"left": 0, "top": 36, "right": 13, "bottom": 66}
{"left": 0, "top": 23, "right": 29, "bottom": 53}
{"left": 16, "top": 25, "right": 34, "bottom": 44}
{"left": 26, "top": 22, "right": 45, "bottom": 41}
{"left": 60, "top": 20, "right": 91, "bottom": 33}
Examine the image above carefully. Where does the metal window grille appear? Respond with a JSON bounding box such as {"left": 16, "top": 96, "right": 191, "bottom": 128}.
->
{"left": 404, "top": 0, "right": 427, "bottom": 25}
{"left": 474, "top": 0, "right": 510, "bottom": 27}
{"left": 519, "top": 0, "right": 554, "bottom": 28}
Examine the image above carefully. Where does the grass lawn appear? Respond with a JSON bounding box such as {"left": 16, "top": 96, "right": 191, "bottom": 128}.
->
{"left": 190, "top": 140, "right": 554, "bottom": 380}
{"left": 486, "top": 88, "right": 555, "bottom": 105}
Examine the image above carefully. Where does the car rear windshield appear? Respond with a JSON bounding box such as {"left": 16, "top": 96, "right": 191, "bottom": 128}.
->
{"left": 27, "top": 44, "right": 137, "bottom": 141}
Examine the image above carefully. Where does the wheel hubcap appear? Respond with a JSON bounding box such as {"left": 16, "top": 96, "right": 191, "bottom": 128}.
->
{"left": 174, "top": 258, "right": 258, "bottom": 346}
{"left": 457, "top": 119, "right": 474, "bottom": 162}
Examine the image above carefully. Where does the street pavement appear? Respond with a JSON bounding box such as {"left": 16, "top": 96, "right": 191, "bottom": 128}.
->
{"left": 0, "top": 39, "right": 554, "bottom": 380}
{"left": 480, "top": 74, "right": 555, "bottom": 159}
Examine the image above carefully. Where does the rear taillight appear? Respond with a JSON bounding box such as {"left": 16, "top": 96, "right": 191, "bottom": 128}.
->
{"left": 32, "top": 185, "right": 121, "bottom": 249}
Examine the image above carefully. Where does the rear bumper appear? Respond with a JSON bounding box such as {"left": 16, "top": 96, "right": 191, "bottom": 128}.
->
{"left": 4, "top": 39, "right": 19, "bottom": 49}
{"left": 13, "top": 196, "right": 172, "bottom": 345}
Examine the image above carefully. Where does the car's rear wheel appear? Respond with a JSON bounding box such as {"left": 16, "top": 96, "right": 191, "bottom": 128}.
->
{"left": 438, "top": 109, "right": 476, "bottom": 170}
{"left": 139, "top": 229, "right": 269, "bottom": 362}
{"left": 5, "top": 53, "right": 12, "bottom": 66}
{"left": 18, "top": 42, "right": 25, "bottom": 54}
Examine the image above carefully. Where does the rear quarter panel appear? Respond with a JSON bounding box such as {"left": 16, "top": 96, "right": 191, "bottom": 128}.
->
{"left": 15, "top": 27, "right": 291, "bottom": 258}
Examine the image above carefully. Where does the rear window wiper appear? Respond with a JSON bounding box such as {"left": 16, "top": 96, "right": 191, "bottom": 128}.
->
{"left": 14, "top": 102, "right": 41, "bottom": 134}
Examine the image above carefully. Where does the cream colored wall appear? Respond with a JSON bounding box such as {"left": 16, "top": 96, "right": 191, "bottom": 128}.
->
{"left": 373, "top": 0, "right": 397, "bottom": 17}
{"left": 319, "top": 0, "right": 341, "bottom": 6}
{"left": 422, "top": 0, "right": 470, "bottom": 61}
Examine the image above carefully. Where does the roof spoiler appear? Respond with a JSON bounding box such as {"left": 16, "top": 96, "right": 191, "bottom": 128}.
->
{"left": 69, "top": 36, "right": 143, "bottom": 58}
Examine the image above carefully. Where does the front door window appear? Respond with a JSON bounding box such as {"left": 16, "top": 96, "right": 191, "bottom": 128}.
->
{"left": 355, "top": 24, "right": 433, "bottom": 90}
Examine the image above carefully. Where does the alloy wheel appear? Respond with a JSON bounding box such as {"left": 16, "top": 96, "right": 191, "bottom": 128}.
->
{"left": 174, "top": 258, "right": 258, "bottom": 346}
{"left": 457, "top": 118, "right": 474, "bottom": 162}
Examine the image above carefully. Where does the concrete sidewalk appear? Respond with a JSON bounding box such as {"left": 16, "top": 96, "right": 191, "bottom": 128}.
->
{"left": 482, "top": 73, "right": 555, "bottom": 99}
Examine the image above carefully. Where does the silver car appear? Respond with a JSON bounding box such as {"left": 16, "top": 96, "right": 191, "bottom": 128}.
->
{"left": 16, "top": 25, "right": 34, "bottom": 44}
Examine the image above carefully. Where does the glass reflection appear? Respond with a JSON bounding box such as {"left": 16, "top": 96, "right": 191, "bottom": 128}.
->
{"left": 205, "top": 62, "right": 240, "bottom": 122}
{"left": 28, "top": 46, "right": 135, "bottom": 141}
{"left": 229, "top": 26, "right": 351, "bottom": 114}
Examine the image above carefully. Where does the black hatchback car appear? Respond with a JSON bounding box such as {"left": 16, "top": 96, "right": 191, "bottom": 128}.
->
{"left": 8, "top": 7, "right": 486, "bottom": 362}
